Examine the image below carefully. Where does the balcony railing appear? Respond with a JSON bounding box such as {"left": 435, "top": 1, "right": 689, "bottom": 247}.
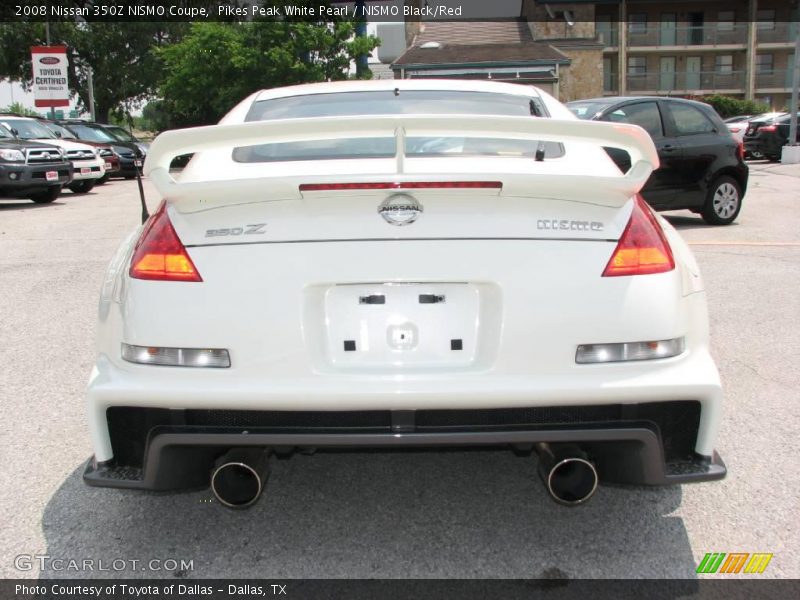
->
{"left": 626, "top": 70, "right": 746, "bottom": 93}
{"left": 598, "top": 21, "right": 797, "bottom": 49}
{"left": 756, "top": 21, "right": 800, "bottom": 44}
{"left": 597, "top": 28, "right": 619, "bottom": 47}
{"left": 627, "top": 24, "right": 748, "bottom": 47}
{"left": 603, "top": 71, "right": 618, "bottom": 93}
{"left": 755, "top": 70, "right": 794, "bottom": 90}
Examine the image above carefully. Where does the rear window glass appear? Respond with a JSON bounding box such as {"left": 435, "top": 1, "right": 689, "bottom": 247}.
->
{"left": 667, "top": 103, "right": 716, "bottom": 136}
{"left": 234, "top": 90, "right": 565, "bottom": 162}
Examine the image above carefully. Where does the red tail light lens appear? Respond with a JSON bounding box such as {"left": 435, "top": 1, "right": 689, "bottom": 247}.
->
{"left": 602, "top": 195, "right": 674, "bottom": 277}
{"left": 129, "top": 202, "right": 202, "bottom": 282}
{"left": 737, "top": 141, "right": 744, "bottom": 160}
{"left": 760, "top": 125, "right": 777, "bottom": 132}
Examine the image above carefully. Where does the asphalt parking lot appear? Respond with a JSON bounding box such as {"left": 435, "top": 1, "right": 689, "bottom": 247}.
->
{"left": 1, "top": 164, "right": 798, "bottom": 579}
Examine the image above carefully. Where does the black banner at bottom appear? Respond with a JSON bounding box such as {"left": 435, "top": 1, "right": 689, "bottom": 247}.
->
{"left": 3, "top": 579, "right": 800, "bottom": 600}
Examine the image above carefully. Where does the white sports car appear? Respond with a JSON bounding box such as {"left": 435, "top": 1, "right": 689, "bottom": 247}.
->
{"left": 84, "top": 80, "right": 725, "bottom": 508}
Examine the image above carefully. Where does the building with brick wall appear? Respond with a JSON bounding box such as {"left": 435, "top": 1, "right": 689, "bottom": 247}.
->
{"left": 390, "top": 0, "right": 799, "bottom": 109}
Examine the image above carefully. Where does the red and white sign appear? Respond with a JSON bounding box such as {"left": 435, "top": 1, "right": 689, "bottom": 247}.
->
{"left": 31, "top": 46, "right": 70, "bottom": 108}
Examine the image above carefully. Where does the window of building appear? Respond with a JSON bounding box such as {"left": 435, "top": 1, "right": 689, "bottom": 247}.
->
{"left": 756, "top": 9, "right": 775, "bottom": 30}
{"left": 717, "top": 11, "right": 735, "bottom": 31}
{"left": 756, "top": 54, "right": 774, "bottom": 74}
{"left": 715, "top": 55, "right": 733, "bottom": 74}
{"left": 627, "top": 56, "right": 647, "bottom": 77}
{"left": 628, "top": 14, "right": 647, "bottom": 34}
{"left": 667, "top": 103, "right": 716, "bottom": 136}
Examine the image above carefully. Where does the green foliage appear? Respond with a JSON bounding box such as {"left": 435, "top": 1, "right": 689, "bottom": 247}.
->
{"left": 0, "top": 11, "right": 379, "bottom": 130}
{"left": 701, "top": 94, "right": 771, "bottom": 119}
{"left": 140, "top": 100, "right": 171, "bottom": 133}
{"left": 0, "top": 21, "right": 188, "bottom": 123}
{"left": 0, "top": 101, "right": 41, "bottom": 117}
{"left": 157, "top": 21, "right": 378, "bottom": 127}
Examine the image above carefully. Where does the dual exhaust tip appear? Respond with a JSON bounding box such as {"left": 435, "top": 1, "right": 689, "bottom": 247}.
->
{"left": 535, "top": 443, "right": 598, "bottom": 506}
{"left": 210, "top": 443, "right": 598, "bottom": 509}
{"left": 211, "top": 449, "right": 270, "bottom": 509}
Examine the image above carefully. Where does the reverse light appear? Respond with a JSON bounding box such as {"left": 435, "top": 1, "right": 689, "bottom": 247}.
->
{"left": 576, "top": 338, "right": 685, "bottom": 364}
{"left": 129, "top": 202, "right": 202, "bottom": 281}
{"left": 299, "top": 181, "right": 503, "bottom": 192}
{"left": 122, "top": 344, "right": 230, "bottom": 368}
{"left": 602, "top": 195, "right": 674, "bottom": 277}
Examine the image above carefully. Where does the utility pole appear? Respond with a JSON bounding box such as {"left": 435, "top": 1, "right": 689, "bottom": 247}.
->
{"left": 87, "top": 67, "right": 95, "bottom": 121}
{"left": 45, "top": 22, "right": 55, "bottom": 119}
{"left": 354, "top": 0, "right": 368, "bottom": 78}
{"left": 784, "top": 31, "right": 800, "bottom": 163}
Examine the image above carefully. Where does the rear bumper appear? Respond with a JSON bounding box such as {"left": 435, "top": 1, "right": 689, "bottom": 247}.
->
{"left": 83, "top": 399, "right": 726, "bottom": 491}
{"left": 745, "top": 136, "right": 784, "bottom": 157}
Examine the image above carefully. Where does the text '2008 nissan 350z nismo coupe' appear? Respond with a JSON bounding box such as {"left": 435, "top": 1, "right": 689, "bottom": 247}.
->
{"left": 83, "top": 80, "right": 726, "bottom": 508}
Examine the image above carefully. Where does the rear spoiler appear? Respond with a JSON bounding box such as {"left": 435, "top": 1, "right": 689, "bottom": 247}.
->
{"left": 144, "top": 115, "right": 659, "bottom": 208}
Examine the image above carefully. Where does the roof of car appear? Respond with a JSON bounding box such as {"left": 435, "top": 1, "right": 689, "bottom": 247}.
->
{"left": 253, "top": 79, "right": 544, "bottom": 103}
{"left": 568, "top": 96, "right": 706, "bottom": 105}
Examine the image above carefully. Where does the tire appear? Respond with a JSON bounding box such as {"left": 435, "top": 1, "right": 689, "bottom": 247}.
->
{"left": 68, "top": 180, "right": 96, "bottom": 194}
{"left": 702, "top": 176, "right": 742, "bottom": 226}
{"left": 29, "top": 186, "right": 61, "bottom": 204}
{"left": 97, "top": 174, "right": 110, "bottom": 185}
{"left": 767, "top": 155, "right": 781, "bottom": 163}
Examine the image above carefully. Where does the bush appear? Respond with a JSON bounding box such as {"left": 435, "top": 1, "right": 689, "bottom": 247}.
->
{"left": 701, "top": 94, "right": 770, "bottom": 119}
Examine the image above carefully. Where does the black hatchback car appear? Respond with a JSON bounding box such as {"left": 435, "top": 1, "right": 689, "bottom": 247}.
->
{"left": 744, "top": 112, "right": 799, "bottom": 162}
{"left": 567, "top": 97, "right": 748, "bottom": 225}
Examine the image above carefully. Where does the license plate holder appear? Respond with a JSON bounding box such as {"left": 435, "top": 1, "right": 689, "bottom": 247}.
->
{"left": 323, "top": 283, "right": 480, "bottom": 369}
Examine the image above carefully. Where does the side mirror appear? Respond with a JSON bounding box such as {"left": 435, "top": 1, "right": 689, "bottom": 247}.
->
{"left": 54, "top": 130, "right": 62, "bottom": 138}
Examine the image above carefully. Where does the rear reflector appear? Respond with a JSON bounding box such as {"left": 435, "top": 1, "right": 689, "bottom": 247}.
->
{"left": 129, "top": 201, "right": 202, "bottom": 282}
{"left": 299, "top": 181, "right": 503, "bottom": 192}
{"left": 576, "top": 338, "right": 685, "bottom": 364}
{"left": 602, "top": 195, "right": 674, "bottom": 277}
{"left": 122, "top": 344, "right": 230, "bottom": 368}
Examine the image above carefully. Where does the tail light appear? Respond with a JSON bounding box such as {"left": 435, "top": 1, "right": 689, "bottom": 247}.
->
{"left": 759, "top": 124, "right": 777, "bottom": 132}
{"left": 129, "top": 201, "right": 202, "bottom": 282}
{"left": 602, "top": 195, "right": 674, "bottom": 277}
{"left": 737, "top": 141, "right": 744, "bottom": 160}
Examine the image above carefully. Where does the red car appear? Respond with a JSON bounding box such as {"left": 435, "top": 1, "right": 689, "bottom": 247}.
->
{"left": 38, "top": 119, "right": 120, "bottom": 184}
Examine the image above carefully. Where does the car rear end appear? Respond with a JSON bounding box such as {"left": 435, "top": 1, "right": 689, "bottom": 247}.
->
{"left": 84, "top": 83, "right": 725, "bottom": 506}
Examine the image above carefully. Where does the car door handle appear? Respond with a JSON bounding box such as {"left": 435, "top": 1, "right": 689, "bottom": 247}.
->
{"left": 659, "top": 144, "right": 676, "bottom": 153}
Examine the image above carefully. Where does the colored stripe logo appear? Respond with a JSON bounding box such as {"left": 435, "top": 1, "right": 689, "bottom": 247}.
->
{"left": 697, "top": 553, "right": 773, "bottom": 574}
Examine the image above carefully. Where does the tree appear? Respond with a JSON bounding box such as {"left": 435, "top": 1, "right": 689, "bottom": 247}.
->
{"left": 0, "top": 21, "right": 188, "bottom": 122}
{"left": 158, "top": 20, "right": 378, "bottom": 127}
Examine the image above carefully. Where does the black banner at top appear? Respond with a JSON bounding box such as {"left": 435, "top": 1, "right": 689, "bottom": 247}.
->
{"left": 3, "top": 1, "right": 799, "bottom": 23}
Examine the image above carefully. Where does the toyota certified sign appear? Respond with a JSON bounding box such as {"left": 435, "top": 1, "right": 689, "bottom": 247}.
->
{"left": 31, "top": 45, "right": 70, "bottom": 108}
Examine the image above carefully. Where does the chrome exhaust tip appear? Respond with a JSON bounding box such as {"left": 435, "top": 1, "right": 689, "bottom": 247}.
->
{"left": 210, "top": 449, "right": 269, "bottom": 509}
{"left": 535, "top": 443, "right": 598, "bottom": 506}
